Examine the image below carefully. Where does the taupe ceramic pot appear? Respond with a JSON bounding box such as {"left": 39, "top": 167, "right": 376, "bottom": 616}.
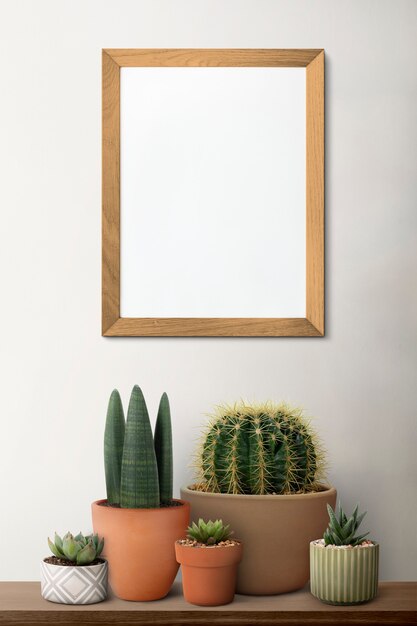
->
{"left": 181, "top": 485, "right": 336, "bottom": 595}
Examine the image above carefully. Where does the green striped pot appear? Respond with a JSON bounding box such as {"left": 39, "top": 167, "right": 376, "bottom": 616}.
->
{"left": 310, "top": 541, "right": 379, "bottom": 605}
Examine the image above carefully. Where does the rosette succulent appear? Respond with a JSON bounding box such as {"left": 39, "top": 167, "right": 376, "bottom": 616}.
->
{"left": 187, "top": 519, "right": 232, "bottom": 545}
{"left": 48, "top": 532, "right": 104, "bottom": 565}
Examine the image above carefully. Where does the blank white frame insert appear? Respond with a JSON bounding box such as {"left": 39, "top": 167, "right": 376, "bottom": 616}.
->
{"left": 120, "top": 67, "right": 306, "bottom": 318}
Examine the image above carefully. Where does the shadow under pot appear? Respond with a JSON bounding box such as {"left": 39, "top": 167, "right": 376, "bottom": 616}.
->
{"left": 175, "top": 540, "right": 243, "bottom": 606}
{"left": 91, "top": 499, "right": 190, "bottom": 601}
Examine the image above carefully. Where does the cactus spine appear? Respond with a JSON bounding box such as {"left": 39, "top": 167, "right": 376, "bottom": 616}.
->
{"left": 154, "top": 393, "right": 173, "bottom": 505}
{"left": 197, "top": 402, "right": 326, "bottom": 495}
{"left": 120, "top": 385, "right": 160, "bottom": 508}
{"left": 104, "top": 390, "right": 125, "bottom": 506}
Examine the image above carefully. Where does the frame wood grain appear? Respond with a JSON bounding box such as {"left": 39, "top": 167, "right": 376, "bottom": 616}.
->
{"left": 102, "top": 49, "right": 325, "bottom": 337}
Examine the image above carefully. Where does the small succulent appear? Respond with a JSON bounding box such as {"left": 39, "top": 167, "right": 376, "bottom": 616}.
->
{"left": 324, "top": 503, "right": 370, "bottom": 547}
{"left": 48, "top": 532, "right": 104, "bottom": 565}
{"left": 187, "top": 519, "right": 232, "bottom": 545}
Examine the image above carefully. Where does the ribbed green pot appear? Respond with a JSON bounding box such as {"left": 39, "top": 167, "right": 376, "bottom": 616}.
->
{"left": 310, "top": 542, "right": 379, "bottom": 605}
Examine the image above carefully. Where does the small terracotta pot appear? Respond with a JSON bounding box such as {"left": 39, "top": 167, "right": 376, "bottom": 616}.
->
{"left": 92, "top": 499, "right": 190, "bottom": 601}
{"left": 175, "top": 541, "right": 243, "bottom": 606}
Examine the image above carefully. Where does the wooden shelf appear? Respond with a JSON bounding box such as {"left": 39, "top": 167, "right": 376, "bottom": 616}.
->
{"left": 0, "top": 581, "right": 415, "bottom": 625}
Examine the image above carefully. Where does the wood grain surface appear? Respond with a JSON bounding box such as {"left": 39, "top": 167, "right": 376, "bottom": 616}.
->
{"left": 103, "top": 318, "right": 322, "bottom": 337}
{"left": 102, "top": 49, "right": 325, "bottom": 337}
{"left": 0, "top": 581, "right": 415, "bottom": 625}
{"left": 306, "top": 51, "right": 325, "bottom": 336}
{"left": 102, "top": 51, "right": 120, "bottom": 334}
{"left": 103, "top": 48, "right": 322, "bottom": 68}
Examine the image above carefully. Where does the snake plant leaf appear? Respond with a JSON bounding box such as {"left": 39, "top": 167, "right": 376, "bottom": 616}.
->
{"left": 154, "top": 392, "right": 173, "bottom": 505}
{"left": 120, "top": 385, "right": 160, "bottom": 508}
{"left": 104, "top": 389, "right": 126, "bottom": 506}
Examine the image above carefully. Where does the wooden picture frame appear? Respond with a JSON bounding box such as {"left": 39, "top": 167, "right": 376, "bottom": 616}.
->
{"left": 102, "top": 49, "right": 324, "bottom": 337}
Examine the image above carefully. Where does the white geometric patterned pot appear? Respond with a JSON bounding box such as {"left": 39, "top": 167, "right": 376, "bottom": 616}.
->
{"left": 40, "top": 559, "right": 108, "bottom": 604}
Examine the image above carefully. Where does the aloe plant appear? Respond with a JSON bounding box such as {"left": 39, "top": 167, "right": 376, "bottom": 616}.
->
{"left": 324, "top": 503, "right": 369, "bottom": 547}
{"left": 104, "top": 386, "right": 174, "bottom": 508}
{"left": 48, "top": 532, "right": 104, "bottom": 565}
{"left": 196, "top": 402, "right": 326, "bottom": 495}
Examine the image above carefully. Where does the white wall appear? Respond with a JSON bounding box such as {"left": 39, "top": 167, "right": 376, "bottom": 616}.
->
{"left": 0, "top": 0, "right": 416, "bottom": 581}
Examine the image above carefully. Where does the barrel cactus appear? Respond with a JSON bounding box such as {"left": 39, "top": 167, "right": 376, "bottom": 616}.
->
{"left": 195, "top": 402, "right": 327, "bottom": 495}
{"left": 104, "top": 385, "right": 173, "bottom": 508}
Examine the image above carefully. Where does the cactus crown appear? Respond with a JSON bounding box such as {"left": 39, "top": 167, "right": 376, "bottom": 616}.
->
{"left": 187, "top": 519, "right": 232, "bottom": 545}
{"left": 324, "top": 503, "right": 370, "bottom": 547}
{"left": 104, "top": 386, "right": 173, "bottom": 509}
{"left": 48, "top": 532, "right": 104, "bottom": 565}
{"left": 195, "top": 401, "right": 327, "bottom": 495}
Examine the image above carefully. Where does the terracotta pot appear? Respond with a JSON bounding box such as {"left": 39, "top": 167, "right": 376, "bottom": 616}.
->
{"left": 40, "top": 559, "right": 108, "bottom": 604}
{"left": 91, "top": 499, "right": 190, "bottom": 601}
{"left": 181, "top": 485, "right": 336, "bottom": 595}
{"left": 175, "top": 541, "right": 243, "bottom": 606}
{"left": 310, "top": 541, "right": 379, "bottom": 605}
